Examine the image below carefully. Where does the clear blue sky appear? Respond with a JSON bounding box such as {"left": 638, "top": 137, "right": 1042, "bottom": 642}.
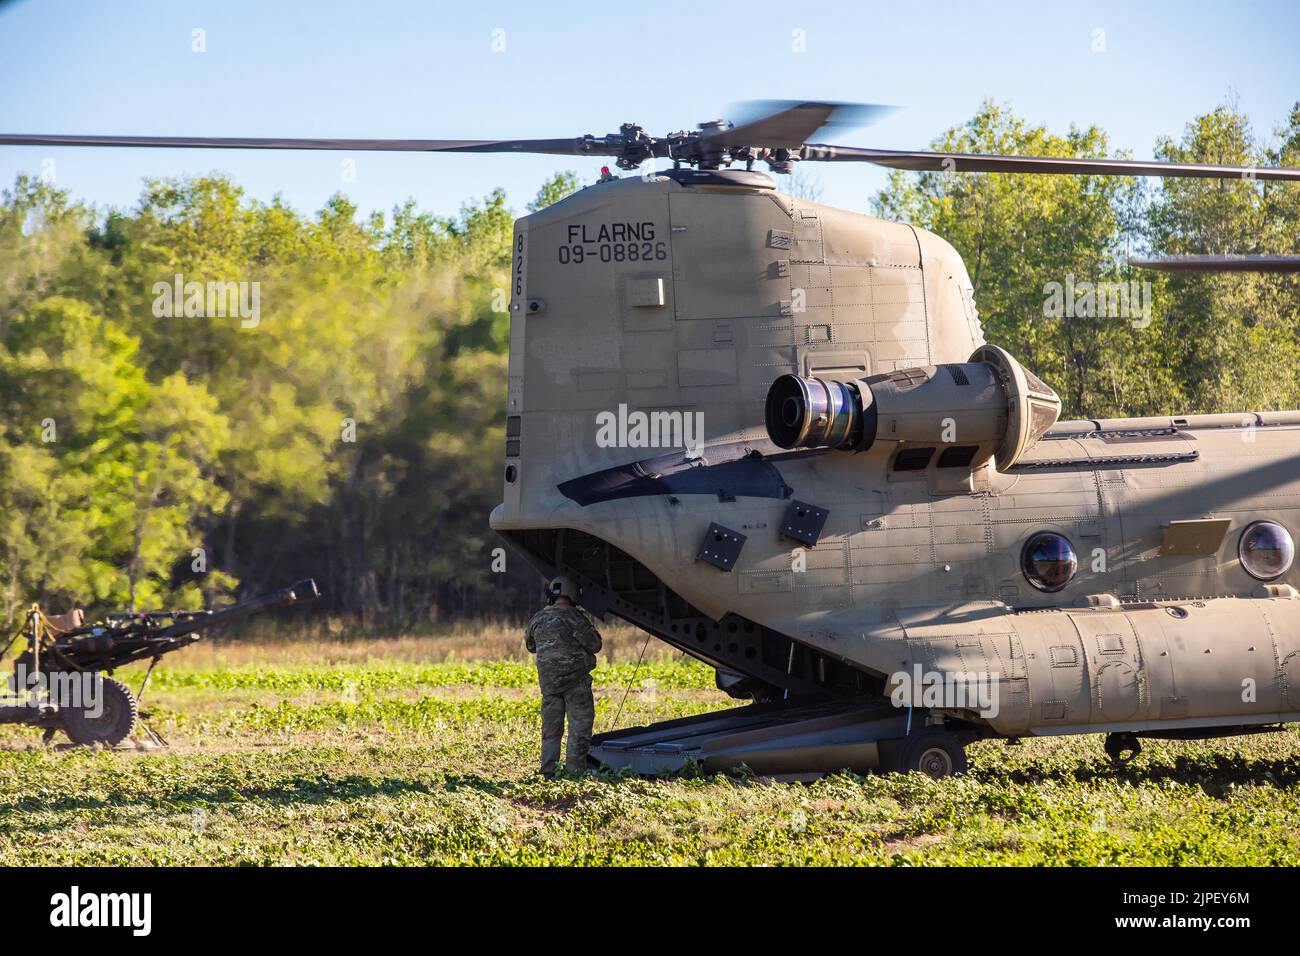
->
{"left": 1, "top": 0, "right": 1297, "bottom": 221}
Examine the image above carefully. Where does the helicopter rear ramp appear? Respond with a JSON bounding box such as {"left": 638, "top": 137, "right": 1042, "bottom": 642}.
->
{"left": 589, "top": 697, "right": 910, "bottom": 777}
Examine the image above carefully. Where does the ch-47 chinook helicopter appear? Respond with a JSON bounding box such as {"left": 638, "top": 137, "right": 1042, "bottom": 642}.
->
{"left": 8, "top": 101, "right": 1300, "bottom": 778}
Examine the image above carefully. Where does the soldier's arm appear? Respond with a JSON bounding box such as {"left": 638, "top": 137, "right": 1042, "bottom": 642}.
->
{"left": 524, "top": 618, "right": 537, "bottom": 654}
{"left": 574, "top": 617, "right": 603, "bottom": 655}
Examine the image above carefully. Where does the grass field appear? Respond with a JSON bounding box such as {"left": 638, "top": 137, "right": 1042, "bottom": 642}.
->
{"left": 1, "top": 623, "right": 1299, "bottom": 866}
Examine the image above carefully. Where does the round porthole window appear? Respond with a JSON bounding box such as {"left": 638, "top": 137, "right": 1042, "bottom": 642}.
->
{"left": 1021, "top": 531, "right": 1077, "bottom": 593}
{"left": 1238, "top": 520, "right": 1294, "bottom": 580}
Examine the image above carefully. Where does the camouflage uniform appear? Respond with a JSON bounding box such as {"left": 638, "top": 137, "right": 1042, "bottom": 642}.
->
{"left": 525, "top": 605, "right": 602, "bottom": 774}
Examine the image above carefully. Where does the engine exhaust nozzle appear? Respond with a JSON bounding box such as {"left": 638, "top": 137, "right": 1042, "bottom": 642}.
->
{"left": 763, "top": 346, "right": 1062, "bottom": 471}
{"left": 764, "top": 374, "right": 872, "bottom": 450}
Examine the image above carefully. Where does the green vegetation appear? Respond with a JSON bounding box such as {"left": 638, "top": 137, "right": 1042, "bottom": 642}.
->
{"left": 0, "top": 169, "right": 578, "bottom": 627}
{"left": 0, "top": 98, "right": 1296, "bottom": 631}
{"left": 0, "top": 637, "right": 1297, "bottom": 866}
{"left": 874, "top": 98, "right": 1300, "bottom": 417}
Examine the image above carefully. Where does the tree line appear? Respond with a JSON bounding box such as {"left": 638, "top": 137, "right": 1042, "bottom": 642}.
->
{"left": 0, "top": 100, "right": 1296, "bottom": 628}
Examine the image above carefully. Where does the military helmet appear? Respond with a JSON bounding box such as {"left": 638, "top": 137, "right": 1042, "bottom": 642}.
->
{"left": 547, "top": 575, "right": 579, "bottom": 604}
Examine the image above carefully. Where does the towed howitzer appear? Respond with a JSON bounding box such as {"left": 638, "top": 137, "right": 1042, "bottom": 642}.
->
{"left": 0, "top": 579, "right": 319, "bottom": 747}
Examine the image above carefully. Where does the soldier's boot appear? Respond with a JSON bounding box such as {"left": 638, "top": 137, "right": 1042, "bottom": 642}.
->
{"left": 564, "top": 675, "right": 596, "bottom": 774}
{"left": 540, "top": 691, "right": 565, "bottom": 776}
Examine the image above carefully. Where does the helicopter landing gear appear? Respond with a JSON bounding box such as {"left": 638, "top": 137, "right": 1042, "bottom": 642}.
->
{"left": 61, "top": 677, "right": 138, "bottom": 748}
{"left": 1104, "top": 731, "right": 1142, "bottom": 767}
{"left": 894, "top": 728, "right": 968, "bottom": 779}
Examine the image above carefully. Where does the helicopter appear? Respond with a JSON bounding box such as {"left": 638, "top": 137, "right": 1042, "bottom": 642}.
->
{"left": 7, "top": 100, "right": 1300, "bottom": 779}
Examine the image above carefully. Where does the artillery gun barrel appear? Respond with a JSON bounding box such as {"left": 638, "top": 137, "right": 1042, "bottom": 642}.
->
{"left": 152, "top": 578, "right": 320, "bottom": 641}
{"left": 48, "top": 579, "right": 319, "bottom": 670}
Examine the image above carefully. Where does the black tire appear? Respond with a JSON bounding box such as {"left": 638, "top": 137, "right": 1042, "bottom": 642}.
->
{"left": 894, "top": 728, "right": 967, "bottom": 779}
{"left": 61, "top": 676, "right": 138, "bottom": 748}
{"left": 1104, "top": 731, "right": 1141, "bottom": 766}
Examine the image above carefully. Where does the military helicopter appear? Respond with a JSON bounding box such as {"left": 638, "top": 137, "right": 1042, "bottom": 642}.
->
{"left": 8, "top": 101, "right": 1300, "bottom": 779}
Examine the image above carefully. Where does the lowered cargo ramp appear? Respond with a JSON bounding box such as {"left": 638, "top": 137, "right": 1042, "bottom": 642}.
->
{"left": 590, "top": 697, "right": 911, "bottom": 778}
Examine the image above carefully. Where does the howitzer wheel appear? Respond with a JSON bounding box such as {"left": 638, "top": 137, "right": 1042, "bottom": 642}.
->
{"left": 61, "top": 677, "right": 138, "bottom": 748}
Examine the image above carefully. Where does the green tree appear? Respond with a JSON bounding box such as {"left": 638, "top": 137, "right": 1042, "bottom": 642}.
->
{"left": 873, "top": 100, "right": 1146, "bottom": 417}
{"left": 1145, "top": 100, "right": 1300, "bottom": 413}
{"left": 0, "top": 295, "right": 230, "bottom": 618}
{"left": 528, "top": 170, "right": 581, "bottom": 212}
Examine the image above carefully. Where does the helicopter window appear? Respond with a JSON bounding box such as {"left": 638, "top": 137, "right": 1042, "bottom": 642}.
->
{"left": 937, "top": 445, "right": 978, "bottom": 468}
{"left": 1021, "top": 532, "right": 1077, "bottom": 593}
{"left": 893, "top": 447, "right": 934, "bottom": 472}
{"left": 1238, "top": 520, "right": 1294, "bottom": 580}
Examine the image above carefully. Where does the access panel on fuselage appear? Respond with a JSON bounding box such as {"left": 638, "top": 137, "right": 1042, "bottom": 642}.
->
{"left": 667, "top": 190, "right": 794, "bottom": 438}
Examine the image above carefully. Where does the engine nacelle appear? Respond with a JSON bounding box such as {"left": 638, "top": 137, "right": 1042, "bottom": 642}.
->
{"left": 764, "top": 344, "right": 1061, "bottom": 472}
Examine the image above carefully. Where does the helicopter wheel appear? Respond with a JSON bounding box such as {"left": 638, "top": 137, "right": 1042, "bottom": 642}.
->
{"left": 894, "top": 728, "right": 968, "bottom": 779}
{"left": 1104, "top": 732, "right": 1141, "bottom": 767}
{"left": 61, "top": 677, "right": 138, "bottom": 748}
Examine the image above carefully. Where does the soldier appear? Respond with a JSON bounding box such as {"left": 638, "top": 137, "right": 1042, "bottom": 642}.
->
{"left": 524, "top": 575, "right": 603, "bottom": 776}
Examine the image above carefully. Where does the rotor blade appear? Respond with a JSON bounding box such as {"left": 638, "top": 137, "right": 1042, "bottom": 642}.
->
{"left": 707, "top": 101, "right": 892, "bottom": 148}
{"left": 0, "top": 133, "right": 614, "bottom": 156}
{"left": 799, "top": 144, "right": 1300, "bottom": 181}
{"left": 1130, "top": 255, "right": 1300, "bottom": 273}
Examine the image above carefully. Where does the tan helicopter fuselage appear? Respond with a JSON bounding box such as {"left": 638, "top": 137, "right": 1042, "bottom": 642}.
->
{"left": 491, "top": 169, "right": 1300, "bottom": 740}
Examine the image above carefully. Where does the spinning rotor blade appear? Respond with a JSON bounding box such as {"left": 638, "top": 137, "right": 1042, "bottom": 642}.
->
{"left": 0, "top": 133, "right": 614, "bottom": 156}
{"left": 798, "top": 145, "right": 1300, "bottom": 181}
{"left": 1130, "top": 255, "right": 1300, "bottom": 273}
{"left": 6, "top": 100, "right": 1300, "bottom": 181}
{"left": 709, "top": 100, "right": 893, "bottom": 148}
